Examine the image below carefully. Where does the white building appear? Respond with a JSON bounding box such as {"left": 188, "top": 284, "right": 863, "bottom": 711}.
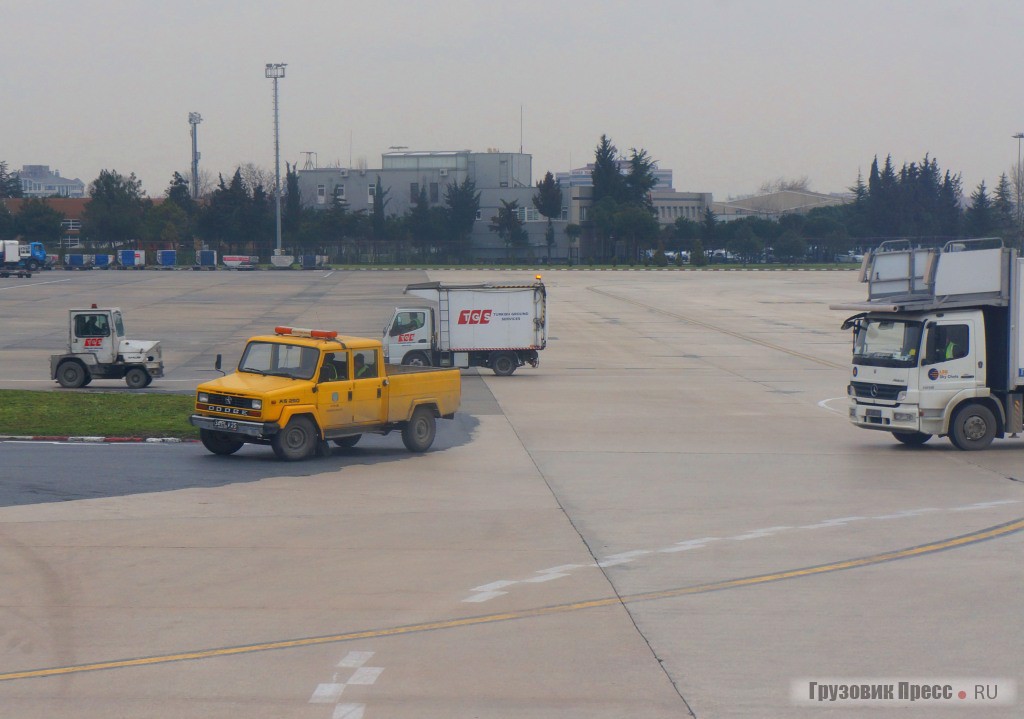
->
{"left": 18, "top": 165, "right": 86, "bottom": 198}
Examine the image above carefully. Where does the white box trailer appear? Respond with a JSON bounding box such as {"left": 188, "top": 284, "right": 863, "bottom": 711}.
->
{"left": 383, "top": 280, "right": 547, "bottom": 375}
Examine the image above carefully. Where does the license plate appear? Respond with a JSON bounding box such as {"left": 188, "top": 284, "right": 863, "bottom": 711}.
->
{"left": 214, "top": 420, "right": 238, "bottom": 431}
{"left": 866, "top": 409, "right": 882, "bottom": 418}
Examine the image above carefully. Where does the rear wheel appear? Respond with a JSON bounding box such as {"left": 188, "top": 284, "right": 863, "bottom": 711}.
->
{"left": 332, "top": 434, "right": 362, "bottom": 449}
{"left": 892, "top": 431, "right": 931, "bottom": 446}
{"left": 125, "top": 367, "right": 149, "bottom": 389}
{"left": 56, "top": 361, "right": 88, "bottom": 388}
{"left": 490, "top": 352, "right": 517, "bottom": 376}
{"left": 402, "top": 352, "right": 431, "bottom": 367}
{"left": 949, "top": 403, "right": 997, "bottom": 451}
{"left": 402, "top": 407, "right": 436, "bottom": 452}
{"left": 272, "top": 416, "right": 318, "bottom": 461}
{"left": 200, "top": 429, "right": 244, "bottom": 456}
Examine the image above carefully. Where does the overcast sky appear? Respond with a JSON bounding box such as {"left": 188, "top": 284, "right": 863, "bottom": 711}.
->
{"left": 5, "top": 1, "right": 1024, "bottom": 201}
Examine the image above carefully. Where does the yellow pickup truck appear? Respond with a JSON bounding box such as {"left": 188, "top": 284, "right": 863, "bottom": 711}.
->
{"left": 189, "top": 326, "right": 461, "bottom": 460}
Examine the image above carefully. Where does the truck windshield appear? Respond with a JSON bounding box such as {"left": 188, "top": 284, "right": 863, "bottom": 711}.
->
{"left": 853, "top": 319, "right": 923, "bottom": 368}
{"left": 239, "top": 341, "right": 320, "bottom": 380}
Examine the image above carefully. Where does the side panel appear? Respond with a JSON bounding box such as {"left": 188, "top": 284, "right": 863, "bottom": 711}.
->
{"left": 385, "top": 367, "right": 461, "bottom": 421}
{"left": 1015, "top": 258, "right": 1024, "bottom": 388}
{"left": 443, "top": 288, "right": 544, "bottom": 351}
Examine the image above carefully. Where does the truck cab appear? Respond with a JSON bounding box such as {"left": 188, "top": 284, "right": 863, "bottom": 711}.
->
{"left": 834, "top": 239, "right": 1022, "bottom": 450}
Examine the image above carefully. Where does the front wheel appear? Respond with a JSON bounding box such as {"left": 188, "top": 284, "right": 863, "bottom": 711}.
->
{"left": 272, "top": 416, "right": 318, "bottom": 461}
{"left": 490, "top": 352, "right": 517, "bottom": 376}
{"left": 949, "top": 403, "right": 997, "bottom": 451}
{"left": 26, "top": 260, "right": 39, "bottom": 271}
{"left": 125, "top": 367, "right": 149, "bottom": 389}
{"left": 200, "top": 429, "right": 244, "bottom": 456}
{"left": 56, "top": 361, "right": 88, "bottom": 388}
{"left": 892, "top": 431, "right": 932, "bottom": 447}
{"left": 402, "top": 407, "right": 436, "bottom": 452}
{"left": 402, "top": 352, "right": 431, "bottom": 367}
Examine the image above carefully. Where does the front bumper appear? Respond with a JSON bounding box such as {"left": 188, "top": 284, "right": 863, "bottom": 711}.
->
{"left": 849, "top": 401, "right": 919, "bottom": 432}
{"left": 189, "top": 414, "right": 280, "bottom": 438}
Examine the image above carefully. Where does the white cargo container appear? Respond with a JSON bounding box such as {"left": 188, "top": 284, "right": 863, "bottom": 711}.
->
{"left": 832, "top": 238, "right": 1024, "bottom": 450}
{"left": 383, "top": 280, "right": 546, "bottom": 375}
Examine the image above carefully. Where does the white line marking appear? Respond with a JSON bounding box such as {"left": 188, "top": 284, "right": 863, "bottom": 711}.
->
{"left": 817, "top": 397, "right": 849, "bottom": 414}
{"left": 463, "top": 590, "right": 508, "bottom": 603}
{"left": 952, "top": 500, "right": 1020, "bottom": 511}
{"left": 309, "top": 683, "right": 346, "bottom": 703}
{"left": 470, "top": 580, "right": 518, "bottom": 592}
{"left": 658, "top": 537, "right": 720, "bottom": 553}
{"left": 597, "top": 550, "right": 652, "bottom": 567}
{"left": 333, "top": 704, "right": 365, "bottom": 719}
{"left": 347, "top": 667, "right": 384, "bottom": 685}
{"left": 871, "top": 508, "right": 939, "bottom": 520}
{"left": 522, "top": 566, "right": 581, "bottom": 583}
{"left": 798, "top": 516, "right": 867, "bottom": 530}
{"left": 731, "top": 526, "right": 792, "bottom": 541}
{"left": 0, "top": 278, "right": 73, "bottom": 291}
{"left": 337, "top": 651, "right": 375, "bottom": 668}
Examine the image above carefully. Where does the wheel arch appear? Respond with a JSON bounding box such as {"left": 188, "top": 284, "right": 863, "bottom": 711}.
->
{"left": 941, "top": 390, "right": 1003, "bottom": 436}
{"left": 277, "top": 407, "right": 323, "bottom": 438}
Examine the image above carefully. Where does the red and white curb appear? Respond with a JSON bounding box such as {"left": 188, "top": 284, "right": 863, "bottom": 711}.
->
{"left": 0, "top": 435, "right": 195, "bottom": 443}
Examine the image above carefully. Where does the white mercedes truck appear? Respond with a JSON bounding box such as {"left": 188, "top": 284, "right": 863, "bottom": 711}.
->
{"left": 382, "top": 280, "right": 547, "bottom": 376}
{"left": 832, "top": 238, "right": 1024, "bottom": 450}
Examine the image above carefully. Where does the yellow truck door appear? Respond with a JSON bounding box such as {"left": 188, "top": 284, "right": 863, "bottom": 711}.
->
{"left": 351, "top": 348, "right": 388, "bottom": 425}
{"left": 316, "top": 351, "right": 354, "bottom": 427}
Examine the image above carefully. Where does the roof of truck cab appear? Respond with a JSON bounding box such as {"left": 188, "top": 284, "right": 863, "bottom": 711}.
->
{"left": 247, "top": 334, "right": 381, "bottom": 351}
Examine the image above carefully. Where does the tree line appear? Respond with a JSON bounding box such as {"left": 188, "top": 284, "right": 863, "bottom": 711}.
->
{"left": 3, "top": 146, "right": 1021, "bottom": 265}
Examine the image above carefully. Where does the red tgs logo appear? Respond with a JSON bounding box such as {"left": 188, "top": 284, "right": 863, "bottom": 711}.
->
{"left": 83, "top": 338, "right": 103, "bottom": 348}
{"left": 458, "top": 309, "right": 492, "bottom": 325}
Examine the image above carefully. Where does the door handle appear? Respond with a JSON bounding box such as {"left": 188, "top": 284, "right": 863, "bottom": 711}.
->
{"left": 348, "top": 391, "right": 352, "bottom": 401}
{"left": 377, "top": 388, "right": 382, "bottom": 398}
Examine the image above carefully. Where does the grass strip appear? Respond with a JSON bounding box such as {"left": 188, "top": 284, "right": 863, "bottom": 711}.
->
{"left": 0, "top": 390, "right": 198, "bottom": 439}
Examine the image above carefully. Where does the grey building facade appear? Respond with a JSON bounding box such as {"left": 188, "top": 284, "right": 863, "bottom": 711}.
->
{"left": 298, "top": 150, "right": 573, "bottom": 262}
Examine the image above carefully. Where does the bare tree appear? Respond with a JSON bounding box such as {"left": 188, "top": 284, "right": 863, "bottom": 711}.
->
{"left": 758, "top": 176, "right": 811, "bottom": 194}
{"left": 175, "top": 168, "right": 216, "bottom": 198}
{"left": 238, "top": 163, "right": 274, "bottom": 194}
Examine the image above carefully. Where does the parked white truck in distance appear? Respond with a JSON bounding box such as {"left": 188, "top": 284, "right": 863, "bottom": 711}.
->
{"left": 383, "top": 279, "right": 547, "bottom": 376}
{"left": 832, "top": 238, "right": 1024, "bottom": 450}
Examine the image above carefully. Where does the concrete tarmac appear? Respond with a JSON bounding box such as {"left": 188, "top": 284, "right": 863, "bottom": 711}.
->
{"left": 0, "top": 268, "right": 1020, "bottom": 717}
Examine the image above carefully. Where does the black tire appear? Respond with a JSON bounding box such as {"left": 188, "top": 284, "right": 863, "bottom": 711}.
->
{"left": 26, "top": 259, "right": 39, "bottom": 271}
{"left": 490, "top": 352, "right": 517, "bottom": 376}
{"left": 125, "top": 367, "right": 149, "bottom": 389}
{"left": 402, "top": 352, "right": 431, "bottom": 367}
{"left": 949, "top": 403, "right": 997, "bottom": 451}
{"left": 892, "top": 431, "right": 932, "bottom": 446}
{"left": 56, "top": 361, "right": 88, "bottom": 388}
{"left": 142, "top": 373, "right": 153, "bottom": 387}
{"left": 332, "top": 434, "right": 362, "bottom": 449}
{"left": 272, "top": 416, "right": 318, "bottom": 461}
{"left": 200, "top": 429, "right": 244, "bottom": 456}
{"left": 82, "top": 376, "right": 93, "bottom": 387}
{"left": 402, "top": 407, "right": 436, "bottom": 452}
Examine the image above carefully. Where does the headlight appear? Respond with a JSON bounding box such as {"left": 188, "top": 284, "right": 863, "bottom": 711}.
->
{"left": 896, "top": 391, "right": 907, "bottom": 402}
{"left": 894, "top": 411, "right": 915, "bottom": 422}
{"left": 849, "top": 407, "right": 856, "bottom": 418}
{"left": 198, "top": 392, "right": 208, "bottom": 403}
{"left": 251, "top": 399, "right": 262, "bottom": 410}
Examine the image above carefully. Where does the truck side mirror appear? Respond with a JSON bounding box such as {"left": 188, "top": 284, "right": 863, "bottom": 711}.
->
{"left": 215, "top": 354, "right": 222, "bottom": 370}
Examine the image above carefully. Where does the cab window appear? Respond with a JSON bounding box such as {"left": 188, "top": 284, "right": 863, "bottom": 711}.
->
{"left": 75, "top": 313, "right": 110, "bottom": 338}
{"left": 923, "top": 324, "right": 969, "bottom": 365}
{"left": 353, "top": 349, "right": 378, "bottom": 379}
{"left": 390, "top": 311, "right": 426, "bottom": 336}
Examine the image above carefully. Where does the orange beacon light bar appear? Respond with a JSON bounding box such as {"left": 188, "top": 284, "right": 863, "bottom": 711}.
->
{"left": 274, "top": 326, "right": 339, "bottom": 339}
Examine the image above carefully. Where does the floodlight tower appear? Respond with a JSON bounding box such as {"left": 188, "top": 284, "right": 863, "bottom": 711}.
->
{"left": 265, "top": 63, "right": 287, "bottom": 254}
{"left": 188, "top": 112, "right": 202, "bottom": 200}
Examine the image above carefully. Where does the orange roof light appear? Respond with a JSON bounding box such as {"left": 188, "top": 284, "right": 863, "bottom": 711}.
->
{"left": 274, "top": 326, "right": 338, "bottom": 339}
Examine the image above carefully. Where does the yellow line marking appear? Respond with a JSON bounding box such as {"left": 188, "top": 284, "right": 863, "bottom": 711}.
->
{"left": 1, "top": 517, "right": 1021, "bottom": 682}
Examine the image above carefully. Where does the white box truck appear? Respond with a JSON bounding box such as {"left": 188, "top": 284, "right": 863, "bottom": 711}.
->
{"left": 832, "top": 238, "right": 1024, "bottom": 450}
{"left": 383, "top": 280, "right": 547, "bottom": 375}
